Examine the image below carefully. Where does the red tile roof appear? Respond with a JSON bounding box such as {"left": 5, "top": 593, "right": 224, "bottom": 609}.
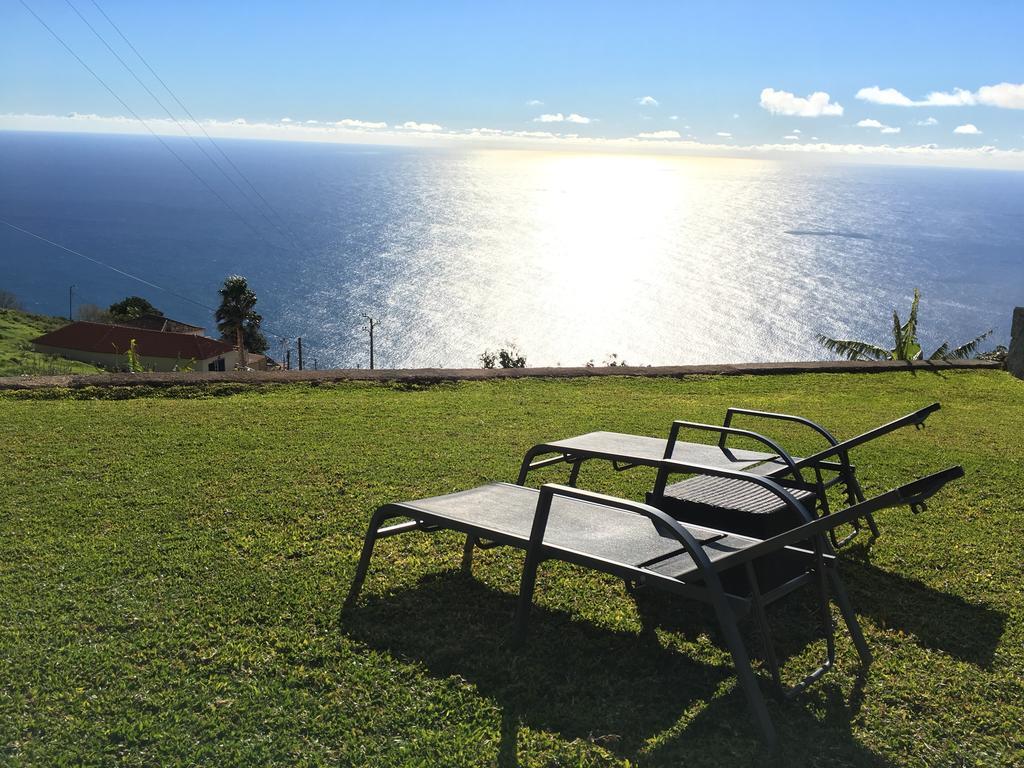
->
{"left": 32, "top": 322, "right": 234, "bottom": 360}
{"left": 118, "top": 313, "right": 205, "bottom": 334}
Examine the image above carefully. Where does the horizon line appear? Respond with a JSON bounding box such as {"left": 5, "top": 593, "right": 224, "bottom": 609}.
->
{"left": 2, "top": 112, "right": 1024, "bottom": 171}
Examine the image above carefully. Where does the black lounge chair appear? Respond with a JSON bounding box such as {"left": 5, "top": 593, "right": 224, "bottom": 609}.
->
{"left": 345, "top": 463, "right": 963, "bottom": 747}
{"left": 519, "top": 403, "right": 940, "bottom": 546}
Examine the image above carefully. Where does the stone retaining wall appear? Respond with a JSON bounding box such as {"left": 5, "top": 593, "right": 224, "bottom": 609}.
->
{"left": 0, "top": 358, "right": 1002, "bottom": 391}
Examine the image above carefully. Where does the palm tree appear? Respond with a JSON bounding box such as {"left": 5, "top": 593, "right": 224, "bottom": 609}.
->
{"left": 215, "top": 275, "right": 260, "bottom": 369}
{"left": 817, "top": 288, "right": 991, "bottom": 361}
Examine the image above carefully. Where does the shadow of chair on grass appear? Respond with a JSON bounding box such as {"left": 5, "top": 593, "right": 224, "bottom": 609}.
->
{"left": 626, "top": 544, "right": 1007, "bottom": 672}
{"left": 839, "top": 554, "right": 1007, "bottom": 668}
{"left": 340, "top": 571, "right": 901, "bottom": 767}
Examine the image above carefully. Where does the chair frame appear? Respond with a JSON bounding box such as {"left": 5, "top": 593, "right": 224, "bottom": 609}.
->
{"left": 344, "top": 462, "right": 962, "bottom": 747}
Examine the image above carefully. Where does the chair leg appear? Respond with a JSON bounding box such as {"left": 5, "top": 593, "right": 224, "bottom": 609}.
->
{"left": 567, "top": 459, "right": 582, "bottom": 487}
{"left": 745, "top": 562, "right": 782, "bottom": 693}
{"left": 511, "top": 551, "right": 543, "bottom": 648}
{"left": 848, "top": 473, "right": 880, "bottom": 539}
{"left": 343, "top": 509, "right": 389, "bottom": 612}
{"left": 827, "top": 565, "right": 872, "bottom": 667}
{"left": 712, "top": 600, "right": 778, "bottom": 748}
{"left": 813, "top": 547, "right": 837, "bottom": 669}
{"left": 461, "top": 534, "right": 475, "bottom": 576}
{"left": 516, "top": 450, "right": 537, "bottom": 485}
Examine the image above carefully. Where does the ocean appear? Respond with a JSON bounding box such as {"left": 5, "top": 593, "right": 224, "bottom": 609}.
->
{"left": 1, "top": 130, "right": 1021, "bottom": 368}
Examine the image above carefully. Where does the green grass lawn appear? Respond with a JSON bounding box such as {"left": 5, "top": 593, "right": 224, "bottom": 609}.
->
{"left": 1, "top": 371, "right": 1021, "bottom": 766}
{"left": 0, "top": 308, "right": 103, "bottom": 376}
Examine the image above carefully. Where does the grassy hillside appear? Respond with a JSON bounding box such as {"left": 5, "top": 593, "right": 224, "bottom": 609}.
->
{"left": 0, "top": 371, "right": 1021, "bottom": 766}
{"left": 0, "top": 308, "right": 104, "bottom": 375}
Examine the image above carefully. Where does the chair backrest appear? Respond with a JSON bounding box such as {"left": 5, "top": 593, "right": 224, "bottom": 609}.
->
{"left": 787, "top": 402, "right": 941, "bottom": 473}
{"left": 710, "top": 465, "right": 964, "bottom": 573}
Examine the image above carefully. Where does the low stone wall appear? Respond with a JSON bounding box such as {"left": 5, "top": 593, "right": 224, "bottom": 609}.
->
{"left": 0, "top": 358, "right": 1002, "bottom": 391}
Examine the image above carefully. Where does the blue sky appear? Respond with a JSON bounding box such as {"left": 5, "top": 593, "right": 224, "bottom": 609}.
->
{"left": 3, "top": 1, "right": 1023, "bottom": 165}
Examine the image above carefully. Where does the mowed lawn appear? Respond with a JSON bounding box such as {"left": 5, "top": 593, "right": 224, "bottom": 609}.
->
{"left": 0, "top": 371, "right": 1021, "bottom": 767}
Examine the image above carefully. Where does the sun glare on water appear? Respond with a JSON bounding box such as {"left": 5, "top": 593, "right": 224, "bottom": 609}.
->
{"left": 373, "top": 150, "right": 790, "bottom": 367}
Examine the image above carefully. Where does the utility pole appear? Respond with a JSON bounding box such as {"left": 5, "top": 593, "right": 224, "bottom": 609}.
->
{"left": 285, "top": 349, "right": 291, "bottom": 370}
{"left": 297, "top": 337, "right": 303, "bottom": 371}
{"left": 68, "top": 284, "right": 76, "bottom": 321}
{"left": 362, "top": 314, "right": 378, "bottom": 370}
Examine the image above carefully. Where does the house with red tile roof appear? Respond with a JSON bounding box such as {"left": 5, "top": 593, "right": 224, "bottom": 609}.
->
{"left": 31, "top": 322, "right": 265, "bottom": 372}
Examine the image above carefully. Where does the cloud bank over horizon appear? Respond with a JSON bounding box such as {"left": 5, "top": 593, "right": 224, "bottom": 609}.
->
{"left": 3, "top": 111, "right": 1022, "bottom": 170}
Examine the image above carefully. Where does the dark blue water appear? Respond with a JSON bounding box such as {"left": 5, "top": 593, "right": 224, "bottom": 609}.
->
{"left": 1, "top": 131, "right": 1022, "bottom": 367}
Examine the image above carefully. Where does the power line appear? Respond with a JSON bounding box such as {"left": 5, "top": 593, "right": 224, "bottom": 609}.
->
{"left": 87, "top": 0, "right": 308, "bottom": 252}
{"left": 18, "top": 0, "right": 276, "bottom": 251}
{"left": 63, "top": 0, "right": 298, "bottom": 253}
{"left": 0, "top": 217, "right": 299, "bottom": 344}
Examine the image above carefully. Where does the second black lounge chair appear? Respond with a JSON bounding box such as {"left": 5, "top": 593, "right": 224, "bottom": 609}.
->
{"left": 519, "top": 403, "right": 940, "bottom": 545}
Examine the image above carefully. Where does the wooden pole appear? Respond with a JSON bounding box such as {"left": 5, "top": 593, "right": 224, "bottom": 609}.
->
{"left": 362, "top": 314, "right": 377, "bottom": 370}
{"left": 297, "top": 337, "right": 303, "bottom": 371}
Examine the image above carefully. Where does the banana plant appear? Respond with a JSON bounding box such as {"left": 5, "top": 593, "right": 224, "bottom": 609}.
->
{"left": 817, "top": 289, "right": 991, "bottom": 361}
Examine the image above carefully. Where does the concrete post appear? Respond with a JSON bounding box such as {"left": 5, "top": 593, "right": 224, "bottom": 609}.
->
{"left": 1008, "top": 307, "right": 1024, "bottom": 379}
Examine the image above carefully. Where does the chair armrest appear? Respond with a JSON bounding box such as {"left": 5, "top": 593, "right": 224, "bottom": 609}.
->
{"left": 665, "top": 421, "right": 803, "bottom": 481}
{"left": 722, "top": 408, "right": 839, "bottom": 449}
{"left": 536, "top": 483, "right": 717, "bottom": 569}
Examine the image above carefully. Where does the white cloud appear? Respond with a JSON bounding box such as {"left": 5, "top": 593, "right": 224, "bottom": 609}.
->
{"left": 759, "top": 88, "right": 844, "bottom": 117}
{"left": 855, "top": 87, "right": 915, "bottom": 107}
{"left": 397, "top": 121, "right": 443, "bottom": 132}
{"left": 954, "top": 123, "right": 982, "bottom": 135}
{"left": 716, "top": 131, "right": 733, "bottom": 138}
{"left": 511, "top": 130, "right": 558, "bottom": 138}
{"left": 857, "top": 118, "right": 900, "bottom": 134}
{"left": 668, "top": 115, "right": 679, "bottom": 121}
{"left": 976, "top": 82, "right": 1024, "bottom": 109}
{"left": 783, "top": 134, "right": 800, "bottom": 140}
{"left": 637, "top": 130, "right": 681, "bottom": 139}
{"left": 732, "top": 113, "right": 740, "bottom": 119}
{"left": 534, "top": 112, "right": 592, "bottom": 124}
{"left": 526, "top": 99, "right": 544, "bottom": 107}
{"left": 858, "top": 83, "right": 1024, "bottom": 110}
{"left": 281, "top": 117, "right": 293, "bottom": 123}
{"left": 335, "top": 118, "right": 387, "bottom": 129}
{"left": 917, "top": 117, "right": 938, "bottom": 126}
{"left": 792, "top": 128, "right": 801, "bottom": 133}
{"left": 636, "top": 96, "right": 659, "bottom": 106}
{"left": 926, "top": 88, "right": 977, "bottom": 107}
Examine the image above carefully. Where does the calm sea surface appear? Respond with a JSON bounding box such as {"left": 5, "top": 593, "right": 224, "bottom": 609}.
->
{"left": 1, "top": 131, "right": 1021, "bottom": 368}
